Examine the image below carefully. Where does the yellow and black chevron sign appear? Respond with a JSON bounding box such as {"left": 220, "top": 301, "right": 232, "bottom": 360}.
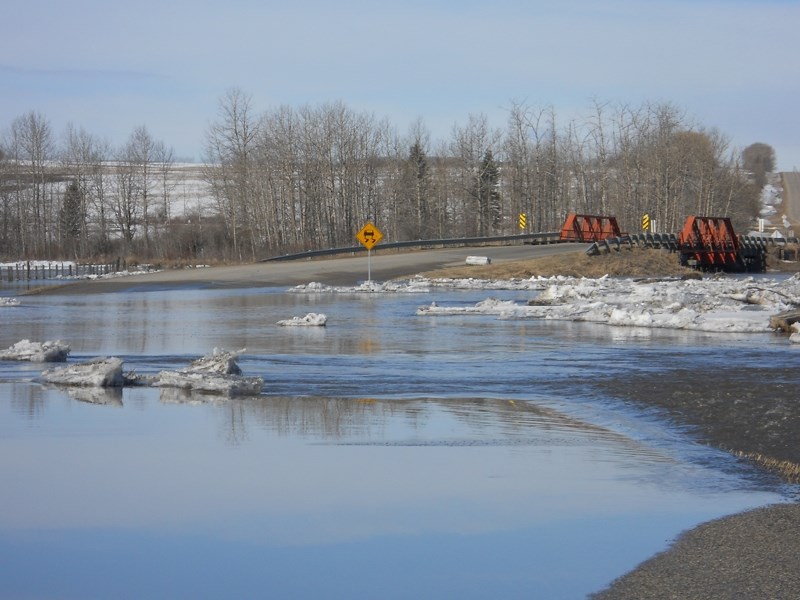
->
{"left": 519, "top": 213, "right": 527, "bottom": 230}
{"left": 642, "top": 213, "right": 650, "bottom": 231}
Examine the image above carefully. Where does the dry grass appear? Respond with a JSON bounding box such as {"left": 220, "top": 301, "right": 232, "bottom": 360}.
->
{"left": 732, "top": 450, "right": 800, "bottom": 484}
{"left": 419, "top": 247, "right": 696, "bottom": 280}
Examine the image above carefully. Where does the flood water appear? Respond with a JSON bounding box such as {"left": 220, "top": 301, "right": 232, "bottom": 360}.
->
{"left": 0, "top": 284, "right": 796, "bottom": 599}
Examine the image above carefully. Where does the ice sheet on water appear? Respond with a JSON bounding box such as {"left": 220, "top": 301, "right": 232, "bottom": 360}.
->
{"left": 0, "top": 339, "right": 70, "bottom": 362}
{"left": 276, "top": 312, "right": 327, "bottom": 327}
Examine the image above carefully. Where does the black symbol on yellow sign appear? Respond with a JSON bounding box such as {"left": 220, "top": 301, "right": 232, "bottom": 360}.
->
{"left": 356, "top": 222, "right": 384, "bottom": 250}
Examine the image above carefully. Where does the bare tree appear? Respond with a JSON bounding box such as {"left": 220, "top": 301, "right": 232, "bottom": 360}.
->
{"left": 204, "top": 88, "right": 260, "bottom": 260}
{"left": 6, "top": 112, "right": 55, "bottom": 256}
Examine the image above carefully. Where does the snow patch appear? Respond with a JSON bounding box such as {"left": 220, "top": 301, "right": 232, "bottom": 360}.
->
{"left": 1, "top": 297, "right": 20, "bottom": 307}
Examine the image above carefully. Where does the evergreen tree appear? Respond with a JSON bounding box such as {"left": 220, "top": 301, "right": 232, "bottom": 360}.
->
{"left": 476, "top": 150, "right": 502, "bottom": 235}
{"left": 59, "top": 180, "right": 83, "bottom": 257}
{"left": 407, "top": 141, "right": 430, "bottom": 238}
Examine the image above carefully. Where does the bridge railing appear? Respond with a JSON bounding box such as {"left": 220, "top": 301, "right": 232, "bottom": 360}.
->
{"left": 260, "top": 232, "right": 561, "bottom": 262}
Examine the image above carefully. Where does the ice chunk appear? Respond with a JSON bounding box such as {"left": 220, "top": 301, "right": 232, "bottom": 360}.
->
{"left": 790, "top": 322, "right": 800, "bottom": 345}
{"left": 38, "top": 357, "right": 125, "bottom": 387}
{"left": 1, "top": 297, "right": 20, "bottom": 307}
{"left": 0, "top": 339, "right": 70, "bottom": 362}
{"left": 180, "top": 347, "right": 245, "bottom": 375}
{"left": 152, "top": 348, "right": 264, "bottom": 397}
{"left": 277, "top": 313, "right": 327, "bottom": 327}
{"left": 153, "top": 371, "right": 263, "bottom": 396}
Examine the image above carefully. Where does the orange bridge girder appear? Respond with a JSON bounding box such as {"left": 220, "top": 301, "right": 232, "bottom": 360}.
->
{"left": 678, "top": 215, "right": 743, "bottom": 269}
{"left": 559, "top": 213, "right": 622, "bottom": 243}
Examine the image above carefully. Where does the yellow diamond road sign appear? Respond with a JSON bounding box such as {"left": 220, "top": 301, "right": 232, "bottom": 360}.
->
{"left": 356, "top": 222, "right": 383, "bottom": 250}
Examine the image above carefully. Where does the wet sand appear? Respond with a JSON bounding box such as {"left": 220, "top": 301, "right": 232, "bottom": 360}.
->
{"left": 592, "top": 368, "right": 800, "bottom": 598}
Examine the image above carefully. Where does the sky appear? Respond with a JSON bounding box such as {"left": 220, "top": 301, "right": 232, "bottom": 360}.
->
{"left": 2, "top": 0, "right": 799, "bottom": 170}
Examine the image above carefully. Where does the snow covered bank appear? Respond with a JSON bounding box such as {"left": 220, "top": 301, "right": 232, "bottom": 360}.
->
{"left": 290, "top": 276, "right": 551, "bottom": 294}
{"left": 290, "top": 280, "right": 435, "bottom": 293}
{"left": 416, "top": 274, "right": 800, "bottom": 335}
{"left": 289, "top": 273, "right": 800, "bottom": 336}
{"left": 0, "top": 340, "right": 70, "bottom": 362}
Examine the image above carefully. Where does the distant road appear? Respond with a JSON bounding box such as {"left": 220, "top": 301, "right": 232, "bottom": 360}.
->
{"left": 781, "top": 172, "right": 800, "bottom": 229}
{"left": 37, "top": 242, "right": 587, "bottom": 295}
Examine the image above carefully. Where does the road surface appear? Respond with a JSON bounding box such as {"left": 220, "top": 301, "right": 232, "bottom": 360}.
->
{"left": 34, "top": 242, "right": 587, "bottom": 295}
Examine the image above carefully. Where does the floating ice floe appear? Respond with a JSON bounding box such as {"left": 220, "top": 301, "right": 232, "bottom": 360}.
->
{"left": 277, "top": 312, "right": 328, "bottom": 327}
{"left": 0, "top": 339, "right": 70, "bottom": 362}
{"left": 1, "top": 297, "right": 20, "bottom": 307}
{"left": 35, "top": 348, "right": 263, "bottom": 397}
{"left": 150, "top": 348, "right": 264, "bottom": 396}
{"left": 39, "top": 357, "right": 125, "bottom": 387}
{"left": 417, "top": 274, "right": 800, "bottom": 335}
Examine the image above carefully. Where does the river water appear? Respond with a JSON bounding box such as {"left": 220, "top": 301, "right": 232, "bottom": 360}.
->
{"left": 0, "top": 284, "right": 795, "bottom": 599}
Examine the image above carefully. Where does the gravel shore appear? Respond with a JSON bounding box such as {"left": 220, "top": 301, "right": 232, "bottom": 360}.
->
{"left": 590, "top": 350, "right": 800, "bottom": 598}
{"left": 591, "top": 504, "right": 800, "bottom": 599}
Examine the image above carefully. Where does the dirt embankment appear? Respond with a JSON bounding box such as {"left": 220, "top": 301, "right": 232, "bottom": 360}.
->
{"left": 420, "top": 247, "right": 695, "bottom": 280}
{"left": 420, "top": 245, "right": 800, "bottom": 280}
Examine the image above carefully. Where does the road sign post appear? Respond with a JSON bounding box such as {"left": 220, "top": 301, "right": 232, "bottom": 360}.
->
{"left": 356, "top": 222, "right": 384, "bottom": 282}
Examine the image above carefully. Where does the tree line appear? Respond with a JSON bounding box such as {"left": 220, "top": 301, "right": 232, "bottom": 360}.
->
{"left": 0, "top": 90, "right": 769, "bottom": 263}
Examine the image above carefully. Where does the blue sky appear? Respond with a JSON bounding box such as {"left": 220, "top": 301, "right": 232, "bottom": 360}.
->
{"left": 2, "top": 0, "right": 798, "bottom": 170}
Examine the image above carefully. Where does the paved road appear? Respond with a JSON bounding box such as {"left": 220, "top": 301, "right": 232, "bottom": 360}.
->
{"left": 38, "top": 242, "right": 586, "bottom": 295}
{"left": 781, "top": 172, "right": 800, "bottom": 230}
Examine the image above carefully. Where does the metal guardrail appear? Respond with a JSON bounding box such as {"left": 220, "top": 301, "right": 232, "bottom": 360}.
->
{"left": 260, "top": 232, "right": 561, "bottom": 262}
